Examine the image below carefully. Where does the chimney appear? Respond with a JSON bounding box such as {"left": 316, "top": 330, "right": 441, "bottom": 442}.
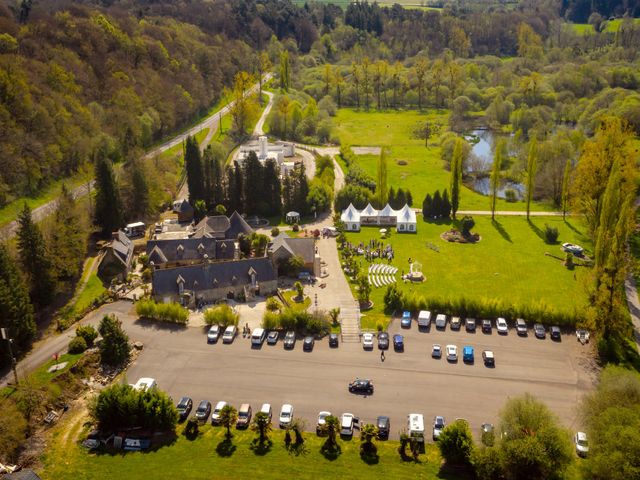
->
{"left": 259, "top": 136, "right": 267, "bottom": 158}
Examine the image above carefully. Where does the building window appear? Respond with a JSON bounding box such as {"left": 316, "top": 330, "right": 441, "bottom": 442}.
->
{"left": 409, "top": 225, "right": 415, "bottom": 231}
{"left": 399, "top": 224, "right": 405, "bottom": 231}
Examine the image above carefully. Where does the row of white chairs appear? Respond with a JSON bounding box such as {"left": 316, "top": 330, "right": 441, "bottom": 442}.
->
{"left": 368, "top": 263, "right": 398, "bottom": 275}
{"left": 368, "top": 274, "right": 396, "bottom": 288}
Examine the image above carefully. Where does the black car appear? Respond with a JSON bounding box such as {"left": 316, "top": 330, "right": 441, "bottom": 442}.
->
{"left": 393, "top": 334, "right": 404, "bottom": 351}
{"left": 377, "top": 416, "right": 390, "bottom": 439}
{"left": 550, "top": 326, "right": 561, "bottom": 341}
{"left": 378, "top": 332, "right": 389, "bottom": 350}
{"left": 329, "top": 333, "right": 339, "bottom": 347}
{"left": 176, "top": 396, "right": 193, "bottom": 422}
{"left": 303, "top": 336, "right": 315, "bottom": 351}
{"left": 465, "top": 318, "right": 477, "bottom": 332}
{"left": 195, "top": 400, "right": 212, "bottom": 423}
{"left": 267, "top": 331, "right": 279, "bottom": 345}
{"left": 348, "top": 378, "right": 374, "bottom": 395}
{"left": 482, "top": 319, "right": 492, "bottom": 333}
{"left": 534, "top": 323, "right": 546, "bottom": 339}
{"left": 284, "top": 330, "right": 296, "bottom": 349}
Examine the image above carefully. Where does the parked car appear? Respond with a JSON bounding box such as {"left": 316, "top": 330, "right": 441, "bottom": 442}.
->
{"left": 377, "top": 416, "right": 390, "bottom": 439}
{"left": 340, "top": 413, "right": 356, "bottom": 437}
{"left": 211, "top": 401, "right": 227, "bottom": 425}
{"left": 349, "top": 378, "right": 374, "bottom": 395}
{"left": 362, "top": 333, "right": 375, "bottom": 350}
{"left": 482, "top": 350, "right": 495, "bottom": 367}
{"left": 251, "top": 328, "right": 267, "bottom": 346}
{"left": 465, "top": 318, "right": 477, "bottom": 332}
{"left": 576, "top": 329, "right": 590, "bottom": 344}
{"left": 496, "top": 317, "right": 508, "bottom": 334}
{"left": 432, "top": 344, "right": 442, "bottom": 358}
{"left": 279, "top": 404, "right": 294, "bottom": 429}
{"left": 482, "top": 319, "right": 492, "bottom": 333}
{"left": 463, "top": 345, "right": 474, "bottom": 363}
{"left": 401, "top": 311, "right": 412, "bottom": 328}
{"left": 418, "top": 310, "right": 431, "bottom": 329}
{"left": 446, "top": 344, "right": 458, "bottom": 361}
{"left": 260, "top": 403, "right": 272, "bottom": 421}
{"left": 481, "top": 423, "right": 494, "bottom": 434}
{"left": 407, "top": 413, "right": 425, "bottom": 443}
{"left": 378, "top": 332, "right": 389, "bottom": 350}
{"left": 195, "top": 400, "right": 212, "bottom": 423}
{"left": 562, "top": 242, "right": 584, "bottom": 256}
{"left": 267, "top": 330, "right": 279, "bottom": 345}
{"left": 534, "top": 323, "right": 546, "bottom": 339}
{"left": 222, "top": 325, "right": 237, "bottom": 344}
{"left": 284, "top": 330, "right": 296, "bottom": 349}
{"left": 550, "top": 326, "right": 561, "bottom": 341}
{"left": 329, "top": 333, "right": 339, "bottom": 347}
{"left": 236, "top": 403, "right": 252, "bottom": 428}
{"left": 207, "top": 325, "right": 220, "bottom": 343}
{"left": 176, "top": 397, "right": 193, "bottom": 422}
{"left": 435, "top": 314, "right": 447, "bottom": 329}
{"left": 515, "top": 318, "right": 528, "bottom": 336}
{"left": 450, "top": 316, "right": 461, "bottom": 330}
{"left": 303, "top": 336, "right": 315, "bottom": 351}
{"left": 316, "top": 411, "right": 332, "bottom": 435}
{"left": 393, "top": 334, "right": 404, "bottom": 351}
{"left": 574, "top": 431, "right": 589, "bottom": 457}
{"left": 432, "top": 416, "right": 445, "bottom": 440}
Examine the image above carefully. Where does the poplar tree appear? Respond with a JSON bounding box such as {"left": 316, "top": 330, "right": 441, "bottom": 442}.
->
{"left": 185, "top": 136, "right": 205, "bottom": 204}
{"left": 130, "top": 160, "right": 150, "bottom": 218}
{"left": 490, "top": 139, "right": 504, "bottom": 220}
{"left": 0, "top": 244, "right": 35, "bottom": 355}
{"left": 561, "top": 159, "right": 571, "bottom": 220}
{"left": 94, "top": 153, "right": 123, "bottom": 236}
{"left": 17, "top": 204, "right": 56, "bottom": 306}
{"left": 279, "top": 50, "right": 291, "bottom": 91}
{"left": 525, "top": 138, "right": 537, "bottom": 221}
{"left": 450, "top": 138, "right": 463, "bottom": 219}
{"left": 50, "top": 184, "right": 86, "bottom": 280}
{"left": 376, "top": 149, "right": 388, "bottom": 207}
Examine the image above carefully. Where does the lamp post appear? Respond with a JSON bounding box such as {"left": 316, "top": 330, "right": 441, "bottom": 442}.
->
{"left": 1, "top": 327, "right": 19, "bottom": 386}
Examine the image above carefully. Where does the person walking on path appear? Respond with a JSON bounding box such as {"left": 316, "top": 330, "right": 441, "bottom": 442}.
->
{"left": 380, "top": 350, "right": 385, "bottom": 362}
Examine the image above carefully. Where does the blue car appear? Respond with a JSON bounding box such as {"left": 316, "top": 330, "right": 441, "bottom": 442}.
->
{"left": 393, "top": 334, "right": 404, "bottom": 351}
{"left": 463, "top": 346, "right": 474, "bottom": 363}
{"left": 401, "top": 311, "right": 411, "bottom": 328}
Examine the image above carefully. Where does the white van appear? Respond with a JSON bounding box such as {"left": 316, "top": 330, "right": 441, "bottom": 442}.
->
{"left": 251, "top": 328, "right": 267, "bottom": 346}
{"left": 418, "top": 310, "right": 431, "bottom": 328}
{"left": 407, "top": 413, "right": 425, "bottom": 443}
{"left": 132, "top": 377, "right": 157, "bottom": 392}
{"left": 435, "top": 314, "right": 447, "bottom": 329}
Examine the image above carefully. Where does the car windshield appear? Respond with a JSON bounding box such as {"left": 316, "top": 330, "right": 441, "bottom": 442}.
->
{"left": 239, "top": 412, "right": 248, "bottom": 417}
{"left": 178, "top": 401, "right": 188, "bottom": 408}
{"left": 282, "top": 412, "right": 290, "bottom": 417}
{"left": 577, "top": 439, "right": 587, "bottom": 446}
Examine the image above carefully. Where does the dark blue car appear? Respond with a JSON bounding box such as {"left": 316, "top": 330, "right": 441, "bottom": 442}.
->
{"left": 393, "top": 334, "right": 404, "bottom": 351}
{"left": 401, "top": 311, "right": 412, "bottom": 328}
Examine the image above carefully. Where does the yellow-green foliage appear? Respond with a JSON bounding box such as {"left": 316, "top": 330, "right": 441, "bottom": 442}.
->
{"left": 136, "top": 299, "right": 189, "bottom": 324}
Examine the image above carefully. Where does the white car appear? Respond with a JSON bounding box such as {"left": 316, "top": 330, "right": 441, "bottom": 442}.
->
{"left": 562, "top": 243, "right": 584, "bottom": 256}
{"left": 340, "top": 413, "right": 355, "bottom": 437}
{"left": 574, "top": 431, "right": 589, "bottom": 457}
{"left": 316, "top": 411, "right": 332, "bottom": 434}
{"left": 496, "top": 317, "right": 508, "bottom": 334}
{"left": 211, "top": 401, "right": 227, "bottom": 425}
{"left": 260, "top": 403, "right": 272, "bottom": 420}
{"left": 222, "top": 325, "right": 237, "bottom": 343}
{"left": 362, "top": 333, "right": 374, "bottom": 350}
{"left": 446, "top": 344, "right": 458, "bottom": 361}
{"left": 279, "top": 404, "right": 294, "bottom": 429}
{"left": 207, "top": 325, "right": 220, "bottom": 343}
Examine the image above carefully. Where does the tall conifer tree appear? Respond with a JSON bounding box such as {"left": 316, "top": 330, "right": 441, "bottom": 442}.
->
{"left": 94, "top": 153, "right": 123, "bottom": 236}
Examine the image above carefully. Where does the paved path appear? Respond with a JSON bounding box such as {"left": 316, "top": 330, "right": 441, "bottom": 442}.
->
{"left": 252, "top": 90, "right": 274, "bottom": 137}
{"left": 625, "top": 274, "right": 640, "bottom": 352}
{"left": 456, "top": 210, "right": 564, "bottom": 216}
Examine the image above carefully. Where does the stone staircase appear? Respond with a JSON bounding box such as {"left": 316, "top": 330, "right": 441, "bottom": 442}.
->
{"left": 339, "top": 302, "right": 361, "bottom": 343}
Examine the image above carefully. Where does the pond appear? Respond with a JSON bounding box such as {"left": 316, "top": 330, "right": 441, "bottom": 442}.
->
{"left": 464, "top": 129, "right": 523, "bottom": 200}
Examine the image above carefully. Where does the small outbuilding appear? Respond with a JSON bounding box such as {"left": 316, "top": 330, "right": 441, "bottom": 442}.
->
{"left": 98, "top": 231, "right": 134, "bottom": 282}
{"left": 172, "top": 199, "right": 194, "bottom": 223}
{"left": 285, "top": 211, "right": 300, "bottom": 224}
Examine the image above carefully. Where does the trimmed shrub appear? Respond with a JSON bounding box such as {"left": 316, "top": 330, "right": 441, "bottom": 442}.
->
{"left": 461, "top": 215, "right": 475, "bottom": 236}
{"left": 504, "top": 189, "right": 518, "bottom": 203}
{"left": 262, "top": 311, "right": 280, "bottom": 330}
{"left": 292, "top": 223, "right": 300, "bottom": 232}
{"left": 438, "top": 419, "right": 474, "bottom": 466}
{"left": 266, "top": 296, "right": 281, "bottom": 312}
{"left": 98, "top": 314, "right": 130, "bottom": 366}
{"left": 75, "top": 325, "right": 98, "bottom": 347}
{"left": 68, "top": 336, "right": 88, "bottom": 354}
{"left": 544, "top": 224, "right": 559, "bottom": 244}
{"left": 203, "top": 304, "right": 239, "bottom": 327}
{"left": 271, "top": 227, "right": 280, "bottom": 237}
{"left": 135, "top": 299, "right": 188, "bottom": 324}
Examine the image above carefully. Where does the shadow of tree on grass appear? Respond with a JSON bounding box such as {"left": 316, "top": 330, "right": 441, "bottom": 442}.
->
{"left": 320, "top": 440, "right": 341, "bottom": 461}
{"left": 250, "top": 438, "right": 273, "bottom": 456}
{"left": 491, "top": 219, "right": 512, "bottom": 243}
{"left": 215, "top": 437, "right": 236, "bottom": 457}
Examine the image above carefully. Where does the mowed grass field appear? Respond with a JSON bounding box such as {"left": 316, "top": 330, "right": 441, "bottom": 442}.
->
{"left": 41, "top": 419, "right": 460, "bottom": 480}
{"left": 333, "top": 109, "right": 551, "bottom": 212}
{"left": 346, "top": 215, "right": 592, "bottom": 328}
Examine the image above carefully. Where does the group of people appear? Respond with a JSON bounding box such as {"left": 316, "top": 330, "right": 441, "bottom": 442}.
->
{"left": 342, "top": 239, "right": 395, "bottom": 263}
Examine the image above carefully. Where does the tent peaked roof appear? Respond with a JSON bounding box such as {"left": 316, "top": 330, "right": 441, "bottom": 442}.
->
{"left": 340, "top": 203, "right": 360, "bottom": 222}
{"left": 398, "top": 204, "right": 416, "bottom": 222}
{"left": 379, "top": 203, "right": 396, "bottom": 216}
{"left": 361, "top": 203, "right": 378, "bottom": 216}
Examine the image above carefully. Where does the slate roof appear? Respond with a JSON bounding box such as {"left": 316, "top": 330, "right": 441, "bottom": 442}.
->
{"left": 191, "top": 212, "right": 253, "bottom": 239}
{"left": 4, "top": 469, "right": 43, "bottom": 480}
{"left": 146, "top": 237, "right": 235, "bottom": 264}
{"left": 269, "top": 233, "right": 315, "bottom": 264}
{"left": 111, "top": 231, "right": 133, "bottom": 267}
{"left": 173, "top": 199, "right": 194, "bottom": 213}
{"left": 152, "top": 257, "right": 276, "bottom": 296}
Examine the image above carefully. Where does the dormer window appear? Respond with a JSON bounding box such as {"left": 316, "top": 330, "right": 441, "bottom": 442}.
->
{"left": 176, "top": 275, "right": 185, "bottom": 295}
{"left": 197, "top": 243, "right": 205, "bottom": 255}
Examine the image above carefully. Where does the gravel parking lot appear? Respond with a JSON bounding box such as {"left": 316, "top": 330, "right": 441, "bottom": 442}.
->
{"left": 125, "top": 318, "right": 598, "bottom": 440}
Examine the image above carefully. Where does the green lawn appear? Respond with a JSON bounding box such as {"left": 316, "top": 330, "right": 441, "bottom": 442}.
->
{"left": 346, "top": 215, "right": 591, "bottom": 324}
{"left": 333, "top": 109, "right": 552, "bottom": 212}
{"left": 282, "top": 289, "right": 311, "bottom": 311}
{"left": 41, "top": 422, "right": 461, "bottom": 480}
{"left": 59, "top": 258, "right": 107, "bottom": 327}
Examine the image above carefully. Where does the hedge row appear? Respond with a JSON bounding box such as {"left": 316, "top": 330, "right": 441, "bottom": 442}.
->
{"left": 203, "top": 304, "right": 239, "bottom": 327}
{"left": 384, "top": 285, "right": 581, "bottom": 327}
{"left": 135, "top": 299, "right": 189, "bottom": 324}
{"left": 262, "top": 308, "right": 330, "bottom": 335}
